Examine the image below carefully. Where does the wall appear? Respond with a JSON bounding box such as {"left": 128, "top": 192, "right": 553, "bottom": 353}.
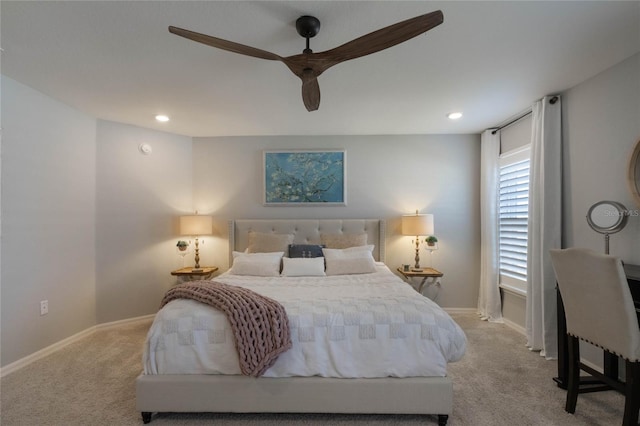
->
{"left": 562, "top": 52, "right": 640, "bottom": 366}
{"left": 1, "top": 76, "right": 97, "bottom": 366}
{"left": 498, "top": 53, "right": 640, "bottom": 333}
{"left": 192, "top": 134, "right": 481, "bottom": 309}
{"left": 95, "top": 120, "right": 192, "bottom": 323}
{"left": 563, "top": 52, "right": 640, "bottom": 260}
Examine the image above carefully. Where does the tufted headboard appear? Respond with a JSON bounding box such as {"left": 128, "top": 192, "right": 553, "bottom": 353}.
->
{"left": 229, "top": 219, "right": 386, "bottom": 265}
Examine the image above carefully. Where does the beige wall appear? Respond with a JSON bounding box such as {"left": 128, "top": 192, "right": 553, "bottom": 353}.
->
{"left": 563, "top": 52, "right": 640, "bottom": 261}
{"left": 1, "top": 76, "right": 97, "bottom": 366}
{"left": 192, "top": 134, "right": 481, "bottom": 309}
{"left": 95, "top": 120, "right": 193, "bottom": 324}
{"left": 561, "top": 52, "right": 640, "bottom": 367}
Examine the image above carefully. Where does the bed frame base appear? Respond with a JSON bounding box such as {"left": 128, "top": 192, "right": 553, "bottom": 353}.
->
{"left": 141, "top": 411, "right": 448, "bottom": 424}
{"left": 136, "top": 374, "right": 452, "bottom": 424}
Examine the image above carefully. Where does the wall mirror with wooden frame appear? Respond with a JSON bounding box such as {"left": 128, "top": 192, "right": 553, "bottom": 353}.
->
{"left": 629, "top": 139, "right": 640, "bottom": 208}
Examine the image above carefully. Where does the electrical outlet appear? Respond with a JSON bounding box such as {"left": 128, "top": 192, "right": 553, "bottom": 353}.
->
{"left": 40, "top": 300, "right": 48, "bottom": 316}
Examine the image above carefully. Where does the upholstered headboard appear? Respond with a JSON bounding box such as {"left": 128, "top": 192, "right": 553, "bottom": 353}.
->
{"left": 229, "top": 219, "right": 386, "bottom": 265}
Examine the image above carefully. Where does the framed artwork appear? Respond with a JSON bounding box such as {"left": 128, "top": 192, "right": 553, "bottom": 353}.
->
{"left": 263, "top": 150, "right": 346, "bottom": 205}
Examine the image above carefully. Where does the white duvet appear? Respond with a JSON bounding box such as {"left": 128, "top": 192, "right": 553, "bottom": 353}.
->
{"left": 143, "top": 263, "right": 466, "bottom": 378}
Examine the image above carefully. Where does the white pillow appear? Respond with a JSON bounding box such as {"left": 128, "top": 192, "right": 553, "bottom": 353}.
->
{"left": 322, "top": 245, "right": 376, "bottom": 276}
{"left": 228, "top": 251, "right": 284, "bottom": 276}
{"left": 281, "top": 257, "right": 326, "bottom": 277}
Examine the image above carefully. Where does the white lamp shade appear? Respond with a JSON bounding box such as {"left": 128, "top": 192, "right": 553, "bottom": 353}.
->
{"left": 180, "top": 215, "right": 213, "bottom": 236}
{"left": 402, "top": 213, "right": 434, "bottom": 236}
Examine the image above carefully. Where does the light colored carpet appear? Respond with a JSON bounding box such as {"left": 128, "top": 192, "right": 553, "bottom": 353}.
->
{"left": 0, "top": 313, "right": 627, "bottom": 425}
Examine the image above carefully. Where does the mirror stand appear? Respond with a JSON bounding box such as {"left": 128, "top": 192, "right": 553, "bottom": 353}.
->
{"left": 586, "top": 201, "right": 628, "bottom": 254}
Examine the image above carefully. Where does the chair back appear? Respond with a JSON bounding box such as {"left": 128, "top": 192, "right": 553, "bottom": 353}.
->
{"left": 550, "top": 248, "right": 640, "bottom": 361}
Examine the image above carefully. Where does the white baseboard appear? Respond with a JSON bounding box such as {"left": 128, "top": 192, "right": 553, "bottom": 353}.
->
{"left": 502, "top": 317, "right": 526, "bottom": 335}
{"left": 95, "top": 314, "right": 155, "bottom": 331}
{"left": 0, "top": 314, "right": 154, "bottom": 378}
{"left": 444, "top": 307, "right": 477, "bottom": 314}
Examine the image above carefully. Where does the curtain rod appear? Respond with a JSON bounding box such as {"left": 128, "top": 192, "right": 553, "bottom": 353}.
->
{"left": 490, "top": 96, "right": 558, "bottom": 135}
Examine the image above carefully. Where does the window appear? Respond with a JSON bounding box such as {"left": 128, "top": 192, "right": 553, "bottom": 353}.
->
{"left": 498, "top": 147, "right": 530, "bottom": 294}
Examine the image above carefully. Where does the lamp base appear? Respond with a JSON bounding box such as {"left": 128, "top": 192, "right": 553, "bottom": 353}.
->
{"left": 413, "top": 237, "right": 421, "bottom": 269}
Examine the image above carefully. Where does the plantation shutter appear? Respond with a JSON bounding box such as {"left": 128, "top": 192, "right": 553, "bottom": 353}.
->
{"left": 499, "top": 159, "right": 530, "bottom": 281}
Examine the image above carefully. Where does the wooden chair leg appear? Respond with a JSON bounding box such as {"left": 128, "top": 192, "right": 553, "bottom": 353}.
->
{"left": 565, "top": 335, "right": 580, "bottom": 414}
{"left": 622, "top": 360, "right": 639, "bottom": 426}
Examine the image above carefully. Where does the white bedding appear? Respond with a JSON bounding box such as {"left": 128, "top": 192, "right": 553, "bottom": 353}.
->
{"left": 143, "top": 263, "right": 466, "bottom": 378}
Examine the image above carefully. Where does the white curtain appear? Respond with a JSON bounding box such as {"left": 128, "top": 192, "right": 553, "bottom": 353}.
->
{"left": 478, "top": 129, "right": 502, "bottom": 322}
{"left": 526, "top": 95, "right": 562, "bottom": 359}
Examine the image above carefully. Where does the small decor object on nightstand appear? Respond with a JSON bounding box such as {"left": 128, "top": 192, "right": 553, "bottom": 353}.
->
{"left": 176, "top": 240, "right": 190, "bottom": 267}
{"left": 425, "top": 235, "right": 438, "bottom": 250}
{"left": 424, "top": 235, "right": 439, "bottom": 267}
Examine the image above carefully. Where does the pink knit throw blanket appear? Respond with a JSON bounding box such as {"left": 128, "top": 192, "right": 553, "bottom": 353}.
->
{"left": 160, "top": 281, "right": 292, "bottom": 377}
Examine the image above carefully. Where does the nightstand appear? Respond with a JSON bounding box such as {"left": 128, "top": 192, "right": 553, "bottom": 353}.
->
{"left": 397, "top": 267, "right": 444, "bottom": 299}
{"left": 171, "top": 266, "right": 218, "bottom": 283}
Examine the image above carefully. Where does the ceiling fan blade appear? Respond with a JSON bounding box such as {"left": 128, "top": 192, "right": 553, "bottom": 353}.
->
{"left": 315, "top": 11, "right": 443, "bottom": 72}
{"left": 301, "top": 70, "right": 320, "bottom": 112}
{"left": 169, "top": 26, "right": 283, "bottom": 61}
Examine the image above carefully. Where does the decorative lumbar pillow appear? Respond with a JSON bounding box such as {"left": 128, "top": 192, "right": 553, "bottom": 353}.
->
{"left": 229, "top": 251, "right": 284, "bottom": 276}
{"left": 281, "top": 257, "right": 326, "bottom": 277}
{"left": 288, "top": 244, "right": 325, "bottom": 258}
{"left": 320, "top": 233, "right": 368, "bottom": 249}
{"left": 322, "top": 245, "right": 376, "bottom": 276}
{"left": 247, "top": 232, "right": 294, "bottom": 254}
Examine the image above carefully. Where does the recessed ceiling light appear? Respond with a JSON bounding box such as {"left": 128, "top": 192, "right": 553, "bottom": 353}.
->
{"left": 447, "top": 112, "right": 463, "bottom": 120}
{"left": 155, "top": 115, "right": 170, "bottom": 122}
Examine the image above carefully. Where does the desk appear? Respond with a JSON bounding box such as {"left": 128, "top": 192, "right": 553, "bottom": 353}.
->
{"left": 554, "top": 263, "right": 640, "bottom": 390}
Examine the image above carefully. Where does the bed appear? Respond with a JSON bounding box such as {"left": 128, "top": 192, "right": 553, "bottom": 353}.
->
{"left": 136, "top": 219, "right": 466, "bottom": 425}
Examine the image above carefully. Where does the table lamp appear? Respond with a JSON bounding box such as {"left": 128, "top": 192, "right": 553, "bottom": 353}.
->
{"left": 179, "top": 214, "right": 213, "bottom": 270}
{"left": 401, "top": 210, "right": 434, "bottom": 269}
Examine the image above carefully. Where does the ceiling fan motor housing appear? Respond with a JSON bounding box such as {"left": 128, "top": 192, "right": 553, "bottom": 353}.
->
{"left": 296, "top": 16, "right": 321, "bottom": 39}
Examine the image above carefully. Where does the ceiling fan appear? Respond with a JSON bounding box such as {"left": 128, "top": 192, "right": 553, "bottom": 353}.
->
{"left": 169, "top": 10, "right": 443, "bottom": 112}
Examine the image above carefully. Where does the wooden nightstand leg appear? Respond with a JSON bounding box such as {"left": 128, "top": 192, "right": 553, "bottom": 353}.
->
{"left": 420, "top": 278, "right": 442, "bottom": 301}
{"left": 417, "top": 277, "right": 429, "bottom": 293}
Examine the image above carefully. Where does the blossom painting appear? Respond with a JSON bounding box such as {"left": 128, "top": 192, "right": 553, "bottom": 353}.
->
{"left": 264, "top": 150, "right": 346, "bottom": 205}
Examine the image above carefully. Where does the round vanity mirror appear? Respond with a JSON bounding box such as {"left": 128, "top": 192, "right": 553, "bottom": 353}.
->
{"left": 587, "top": 201, "right": 628, "bottom": 234}
{"left": 586, "top": 200, "right": 628, "bottom": 254}
{"left": 629, "top": 139, "right": 640, "bottom": 208}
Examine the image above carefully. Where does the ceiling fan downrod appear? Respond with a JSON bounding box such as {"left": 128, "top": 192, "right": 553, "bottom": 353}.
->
{"left": 296, "top": 15, "right": 321, "bottom": 54}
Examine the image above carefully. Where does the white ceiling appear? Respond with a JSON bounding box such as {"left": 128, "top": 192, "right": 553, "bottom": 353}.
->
{"left": 2, "top": 1, "right": 639, "bottom": 137}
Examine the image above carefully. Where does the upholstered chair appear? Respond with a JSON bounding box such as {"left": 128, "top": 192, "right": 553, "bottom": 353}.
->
{"left": 550, "top": 248, "right": 640, "bottom": 426}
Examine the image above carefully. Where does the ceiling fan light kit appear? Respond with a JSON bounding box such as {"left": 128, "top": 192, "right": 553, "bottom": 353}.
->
{"left": 169, "top": 10, "right": 443, "bottom": 112}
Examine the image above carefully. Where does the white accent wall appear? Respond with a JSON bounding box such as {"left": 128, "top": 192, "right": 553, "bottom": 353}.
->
{"left": 1, "top": 76, "right": 97, "bottom": 366}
